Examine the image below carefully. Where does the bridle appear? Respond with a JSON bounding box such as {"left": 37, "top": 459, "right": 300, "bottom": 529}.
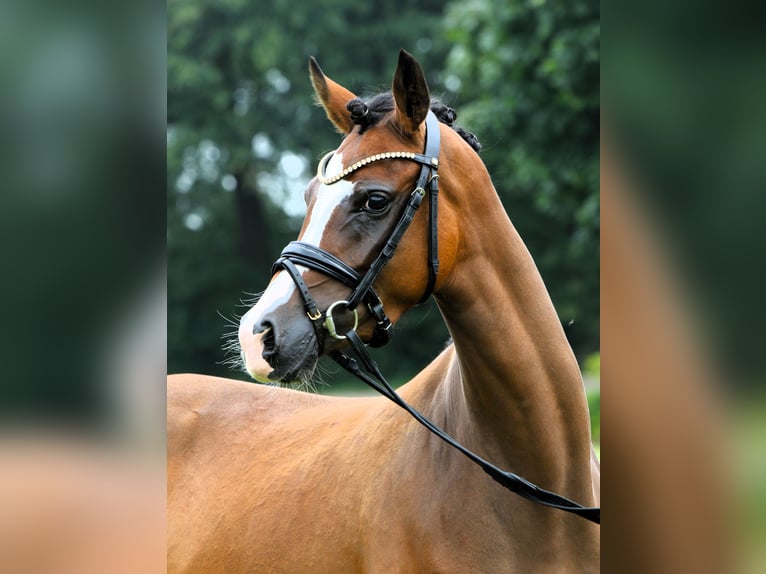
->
{"left": 269, "top": 111, "right": 601, "bottom": 525}
{"left": 272, "top": 111, "right": 442, "bottom": 348}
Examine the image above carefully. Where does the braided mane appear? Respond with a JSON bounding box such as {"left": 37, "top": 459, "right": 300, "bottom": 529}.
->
{"left": 346, "top": 93, "right": 482, "bottom": 153}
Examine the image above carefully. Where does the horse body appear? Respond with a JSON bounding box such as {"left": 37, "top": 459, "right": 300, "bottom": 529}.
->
{"left": 169, "top": 351, "right": 596, "bottom": 572}
{"left": 168, "top": 51, "right": 599, "bottom": 572}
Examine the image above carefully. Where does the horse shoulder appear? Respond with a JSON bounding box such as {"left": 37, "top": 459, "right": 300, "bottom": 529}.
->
{"left": 167, "top": 374, "right": 348, "bottom": 464}
{"left": 167, "top": 374, "right": 382, "bottom": 572}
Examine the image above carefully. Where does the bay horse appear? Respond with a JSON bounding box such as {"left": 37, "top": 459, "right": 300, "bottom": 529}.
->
{"left": 168, "top": 50, "right": 600, "bottom": 573}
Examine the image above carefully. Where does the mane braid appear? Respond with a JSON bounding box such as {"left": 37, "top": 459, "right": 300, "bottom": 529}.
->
{"left": 346, "top": 93, "right": 482, "bottom": 152}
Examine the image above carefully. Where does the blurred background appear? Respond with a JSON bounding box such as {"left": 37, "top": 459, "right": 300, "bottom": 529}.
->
{"left": 1, "top": 0, "right": 764, "bottom": 571}
{"left": 167, "top": 0, "right": 601, "bottom": 393}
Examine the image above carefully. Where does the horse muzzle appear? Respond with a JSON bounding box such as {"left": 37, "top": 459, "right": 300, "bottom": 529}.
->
{"left": 239, "top": 311, "right": 320, "bottom": 385}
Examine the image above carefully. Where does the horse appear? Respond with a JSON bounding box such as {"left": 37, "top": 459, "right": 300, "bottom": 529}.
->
{"left": 168, "top": 50, "right": 600, "bottom": 573}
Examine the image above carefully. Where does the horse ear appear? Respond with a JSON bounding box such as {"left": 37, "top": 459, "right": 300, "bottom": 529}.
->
{"left": 309, "top": 57, "right": 357, "bottom": 134}
{"left": 392, "top": 49, "right": 431, "bottom": 136}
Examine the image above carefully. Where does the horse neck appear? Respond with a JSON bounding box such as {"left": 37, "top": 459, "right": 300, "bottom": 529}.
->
{"left": 432, "top": 175, "right": 595, "bottom": 502}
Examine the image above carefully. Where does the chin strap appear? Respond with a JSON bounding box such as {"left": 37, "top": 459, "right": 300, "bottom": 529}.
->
{"left": 330, "top": 331, "right": 601, "bottom": 525}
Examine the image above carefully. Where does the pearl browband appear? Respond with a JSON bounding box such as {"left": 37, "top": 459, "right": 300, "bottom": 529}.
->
{"left": 316, "top": 150, "right": 438, "bottom": 186}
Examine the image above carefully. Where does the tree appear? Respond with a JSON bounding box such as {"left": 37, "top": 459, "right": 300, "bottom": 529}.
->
{"left": 442, "top": 0, "right": 600, "bottom": 359}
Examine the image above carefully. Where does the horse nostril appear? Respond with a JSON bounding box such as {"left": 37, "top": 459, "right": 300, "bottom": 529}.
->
{"left": 262, "top": 328, "right": 276, "bottom": 357}
{"left": 255, "top": 321, "right": 278, "bottom": 363}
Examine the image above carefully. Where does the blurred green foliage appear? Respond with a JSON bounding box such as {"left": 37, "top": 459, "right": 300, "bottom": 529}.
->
{"left": 584, "top": 352, "right": 601, "bottom": 379}
{"left": 443, "top": 0, "right": 599, "bottom": 357}
{"left": 168, "top": 0, "right": 599, "bottom": 383}
{"left": 736, "top": 398, "right": 766, "bottom": 572}
{"left": 0, "top": 0, "right": 164, "bottom": 423}
{"left": 605, "top": 4, "right": 766, "bottom": 390}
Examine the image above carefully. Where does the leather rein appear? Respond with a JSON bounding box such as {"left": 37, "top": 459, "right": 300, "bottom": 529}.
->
{"left": 271, "top": 111, "right": 601, "bottom": 525}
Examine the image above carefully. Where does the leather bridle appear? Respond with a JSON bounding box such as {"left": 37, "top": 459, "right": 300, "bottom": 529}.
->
{"left": 272, "top": 110, "right": 441, "bottom": 348}
{"left": 268, "top": 110, "right": 601, "bottom": 525}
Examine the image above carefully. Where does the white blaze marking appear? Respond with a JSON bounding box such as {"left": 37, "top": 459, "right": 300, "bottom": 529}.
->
{"left": 240, "top": 271, "right": 295, "bottom": 335}
{"left": 239, "top": 272, "right": 295, "bottom": 383}
{"left": 300, "top": 152, "right": 355, "bottom": 246}
{"left": 239, "top": 151, "right": 353, "bottom": 380}
{"left": 239, "top": 272, "right": 297, "bottom": 380}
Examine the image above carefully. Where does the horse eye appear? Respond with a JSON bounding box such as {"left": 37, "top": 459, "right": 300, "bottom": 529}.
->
{"left": 364, "top": 193, "right": 390, "bottom": 213}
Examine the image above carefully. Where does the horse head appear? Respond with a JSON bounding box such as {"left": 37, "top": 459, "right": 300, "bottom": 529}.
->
{"left": 238, "top": 50, "right": 475, "bottom": 384}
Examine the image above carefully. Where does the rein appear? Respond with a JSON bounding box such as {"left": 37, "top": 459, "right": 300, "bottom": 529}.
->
{"left": 334, "top": 333, "right": 601, "bottom": 525}
{"left": 271, "top": 111, "right": 601, "bottom": 525}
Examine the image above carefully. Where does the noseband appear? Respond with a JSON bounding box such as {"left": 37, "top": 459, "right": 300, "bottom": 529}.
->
{"left": 272, "top": 110, "right": 441, "bottom": 348}
{"left": 267, "top": 110, "right": 600, "bottom": 525}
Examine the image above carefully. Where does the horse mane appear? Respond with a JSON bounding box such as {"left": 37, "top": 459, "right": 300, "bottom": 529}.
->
{"left": 346, "top": 93, "right": 482, "bottom": 153}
